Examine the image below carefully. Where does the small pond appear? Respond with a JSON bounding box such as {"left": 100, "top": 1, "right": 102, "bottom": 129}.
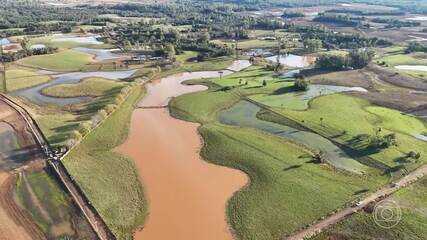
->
{"left": 74, "top": 47, "right": 123, "bottom": 61}
{"left": 406, "top": 16, "right": 427, "bottom": 21}
{"left": 52, "top": 35, "right": 103, "bottom": 45}
{"left": 395, "top": 65, "right": 427, "bottom": 72}
{"left": 0, "top": 122, "right": 32, "bottom": 170}
{"left": 252, "top": 84, "right": 368, "bottom": 110}
{"left": 266, "top": 54, "right": 313, "bottom": 68}
{"left": 30, "top": 44, "right": 46, "bottom": 50}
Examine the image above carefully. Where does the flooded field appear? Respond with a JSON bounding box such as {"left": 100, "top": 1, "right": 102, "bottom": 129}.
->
{"left": 52, "top": 34, "right": 103, "bottom": 45}
{"left": 74, "top": 47, "right": 124, "bottom": 61}
{"left": 12, "top": 70, "right": 136, "bottom": 106}
{"left": 118, "top": 61, "right": 250, "bottom": 240}
{"left": 266, "top": 54, "right": 313, "bottom": 68}
{"left": 251, "top": 85, "right": 368, "bottom": 110}
{"left": 219, "top": 100, "right": 368, "bottom": 174}
{"left": 138, "top": 60, "right": 250, "bottom": 108}
{"left": 0, "top": 100, "right": 41, "bottom": 171}
{"left": 395, "top": 65, "right": 427, "bottom": 72}
{"left": 0, "top": 98, "right": 95, "bottom": 239}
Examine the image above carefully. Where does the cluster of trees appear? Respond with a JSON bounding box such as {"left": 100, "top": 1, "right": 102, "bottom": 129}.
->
{"left": 371, "top": 18, "right": 421, "bottom": 28}
{"left": 315, "top": 49, "right": 375, "bottom": 70}
{"left": 112, "top": 22, "right": 234, "bottom": 60}
{"left": 406, "top": 42, "right": 427, "bottom": 53}
{"left": 0, "top": 46, "right": 57, "bottom": 62}
{"left": 294, "top": 76, "right": 309, "bottom": 91}
{"left": 368, "top": 128, "right": 397, "bottom": 149}
{"left": 282, "top": 11, "right": 305, "bottom": 18}
{"left": 303, "top": 39, "right": 323, "bottom": 53}
{"left": 286, "top": 24, "right": 391, "bottom": 49}
{"left": 68, "top": 85, "right": 134, "bottom": 148}
{"left": 313, "top": 13, "right": 363, "bottom": 27}
{"left": 0, "top": 0, "right": 97, "bottom": 29}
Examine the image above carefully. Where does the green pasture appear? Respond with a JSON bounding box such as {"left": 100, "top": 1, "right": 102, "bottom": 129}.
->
{"left": 219, "top": 100, "right": 370, "bottom": 174}
{"left": 63, "top": 87, "right": 146, "bottom": 240}
{"left": 379, "top": 52, "right": 427, "bottom": 66}
{"left": 41, "top": 77, "right": 125, "bottom": 98}
{"left": 5, "top": 66, "right": 51, "bottom": 91}
{"left": 37, "top": 112, "right": 80, "bottom": 147}
{"left": 271, "top": 94, "right": 427, "bottom": 169}
{"left": 19, "top": 49, "right": 93, "bottom": 71}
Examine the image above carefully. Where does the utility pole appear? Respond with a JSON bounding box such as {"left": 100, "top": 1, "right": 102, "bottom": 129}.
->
{"left": 0, "top": 46, "right": 6, "bottom": 93}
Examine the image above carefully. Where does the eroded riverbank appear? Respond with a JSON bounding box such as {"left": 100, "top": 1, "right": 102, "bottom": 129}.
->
{"left": 117, "top": 61, "right": 250, "bottom": 240}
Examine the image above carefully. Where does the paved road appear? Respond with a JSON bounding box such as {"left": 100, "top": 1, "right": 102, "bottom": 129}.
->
{"left": 285, "top": 164, "right": 427, "bottom": 240}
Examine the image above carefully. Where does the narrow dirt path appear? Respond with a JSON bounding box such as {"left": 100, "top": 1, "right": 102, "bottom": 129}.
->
{"left": 117, "top": 61, "right": 251, "bottom": 240}
{"left": 285, "top": 164, "right": 427, "bottom": 240}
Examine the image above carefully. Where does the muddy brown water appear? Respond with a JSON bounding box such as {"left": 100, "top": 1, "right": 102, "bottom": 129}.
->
{"left": 117, "top": 61, "right": 250, "bottom": 240}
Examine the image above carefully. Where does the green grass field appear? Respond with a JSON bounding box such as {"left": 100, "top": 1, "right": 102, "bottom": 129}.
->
{"left": 37, "top": 112, "right": 80, "bottom": 146}
{"left": 19, "top": 49, "right": 93, "bottom": 71}
{"left": 270, "top": 94, "right": 427, "bottom": 170}
{"left": 5, "top": 66, "right": 51, "bottom": 91}
{"left": 312, "top": 177, "right": 427, "bottom": 240}
{"left": 169, "top": 80, "right": 387, "bottom": 240}
{"left": 41, "top": 77, "right": 125, "bottom": 98}
{"left": 379, "top": 53, "right": 427, "bottom": 67}
{"left": 63, "top": 86, "right": 146, "bottom": 240}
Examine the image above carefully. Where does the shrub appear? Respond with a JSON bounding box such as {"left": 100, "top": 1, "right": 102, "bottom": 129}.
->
{"left": 294, "top": 76, "right": 309, "bottom": 91}
{"left": 105, "top": 104, "right": 117, "bottom": 114}
{"left": 78, "top": 121, "right": 91, "bottom": 135}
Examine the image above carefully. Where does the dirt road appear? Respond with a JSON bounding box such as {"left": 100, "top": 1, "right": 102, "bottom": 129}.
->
{"left": 285, "top": 164, "right": 427, "bottom": 240}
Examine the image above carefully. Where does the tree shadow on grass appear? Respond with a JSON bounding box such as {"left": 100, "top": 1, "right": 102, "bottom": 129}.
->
{"left": 271, "top": 85, "right": 296, "bottom": 95}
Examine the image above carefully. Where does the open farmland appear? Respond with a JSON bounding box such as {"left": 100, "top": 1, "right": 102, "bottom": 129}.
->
{"left": 1, "top": 0, "right": 427, "bottom": 240}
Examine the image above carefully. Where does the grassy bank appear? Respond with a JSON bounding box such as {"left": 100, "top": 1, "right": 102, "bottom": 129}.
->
{"left": 62, "top": 86, "right": 146, "bottom": 240}
{"left": 6, "top": 66, "right": 51, "bottom": 91}
{"left": 41, "top": 77, "right": 124, "bottom": 98}
{"left": 170, "top": 79, "right": 387, "bottom": 240}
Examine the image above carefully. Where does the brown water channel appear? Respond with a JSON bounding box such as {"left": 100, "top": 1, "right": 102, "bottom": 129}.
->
{"left": 117, "top": 61, "right": 250, "bottom": 240}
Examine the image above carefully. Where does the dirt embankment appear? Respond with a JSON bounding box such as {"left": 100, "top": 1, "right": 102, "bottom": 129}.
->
{"left": 117, "top": 65, "right": 250, "bottom": 240}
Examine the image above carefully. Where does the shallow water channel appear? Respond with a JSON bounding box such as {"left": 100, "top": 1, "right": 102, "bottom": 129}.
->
{"left": 219, "top": 101, "right": 368, "bottom": 174}
{"left": 74, "top": 47, "right": 123, "bottom": 61}
{"left": 252, "top": 84, "right": 368, "bottom": 110}
{"left": 12, "top": 70, "right": 136, "bottom": 106}
{"left": 395, "top": 65, "right": 427, "bottom": 72}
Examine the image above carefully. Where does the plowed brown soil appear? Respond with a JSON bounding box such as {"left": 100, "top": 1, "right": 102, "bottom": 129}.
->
{"left": 117, "top": 65, "right": 249, "bottom": 240}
